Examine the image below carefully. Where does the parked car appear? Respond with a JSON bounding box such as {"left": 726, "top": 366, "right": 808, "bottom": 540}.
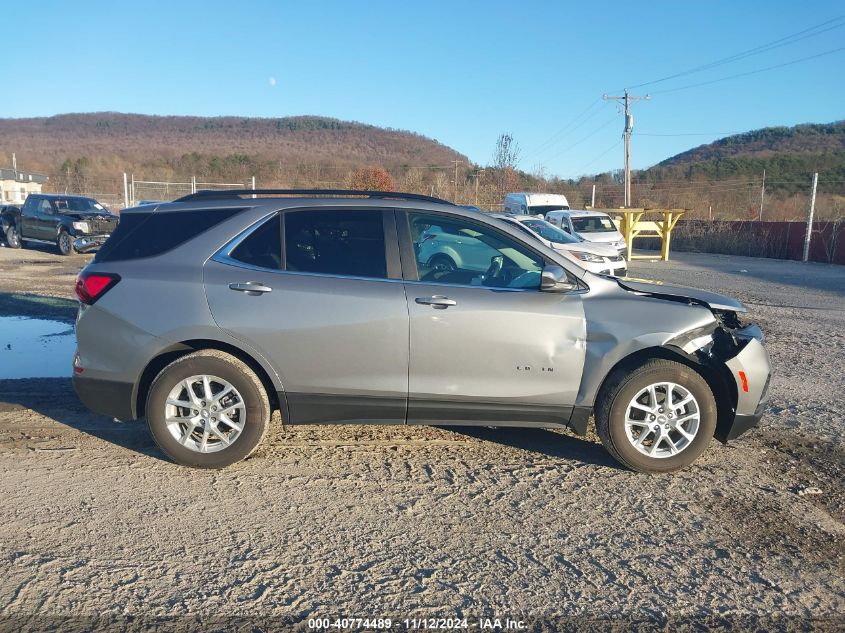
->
{"left": 73, "top": 189, "right": 770, "bottom": 473}
{"left": 545, "top": 209, "right": 627, "bottom": 253}
{"left": 503, "top": 192, "right": 569, "bottom": 216}
{"left": 491, "top": 214, "right": 627, "bottom": 277}
{"left": 3, "top": 194, "right": 119, "bottom": 255}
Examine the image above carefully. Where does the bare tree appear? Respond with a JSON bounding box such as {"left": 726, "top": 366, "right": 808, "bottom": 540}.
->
{"left": 493, "top": 133, "right": 520, "bottom": 171}
{"left": 492, "top": 133, "right": 520, "bottom": 198}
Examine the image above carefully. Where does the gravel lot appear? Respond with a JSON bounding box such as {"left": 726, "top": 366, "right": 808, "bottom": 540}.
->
{"left": 0, "top": 243, "right": 843, "bottom": 631}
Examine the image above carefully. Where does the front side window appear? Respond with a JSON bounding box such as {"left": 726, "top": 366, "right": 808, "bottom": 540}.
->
{"left": 284, "top": 210, "right": 386, "bottom": 279}
{"left": 410, "top": 212, "right": 544, "bottom": 289}
{"left": 230, "top": 214, "right": 282, "bottom": 270}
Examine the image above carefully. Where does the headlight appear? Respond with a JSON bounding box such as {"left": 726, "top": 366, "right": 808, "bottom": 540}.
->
{"left": 72, "top": 221, "right": 90, "bottom": 233}
{"left": 570, "top": 250, "right": 605, "bottom": 263}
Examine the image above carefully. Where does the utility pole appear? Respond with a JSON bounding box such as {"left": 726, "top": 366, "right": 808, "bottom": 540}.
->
{"left": 473, "top": 168, "right": 485, "bottom": 206}
{"left": 452, "top": 160, "right": 461, "bottom": 203}
{"left": 603, "top": 90, "right": 650, "bottom": 207}
{"left": 591, "top": 184, "right": 596, "bottom": 208}
{"left": 759, "top": 169, "right": 766, "bottom": 221}
{"left": 802, "top": 172, "right": 818, "bottom": 262}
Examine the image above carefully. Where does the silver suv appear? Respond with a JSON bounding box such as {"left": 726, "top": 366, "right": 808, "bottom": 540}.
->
{"left": 73, "top": 190, "right": 770, "bottom": 472}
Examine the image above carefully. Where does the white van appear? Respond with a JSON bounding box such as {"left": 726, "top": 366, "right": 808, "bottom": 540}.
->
{"left": 545, "top": 209, "right": 627, "bottom": 253}
{"left": 502, "top": 192, "right": 569, "bottom": 216}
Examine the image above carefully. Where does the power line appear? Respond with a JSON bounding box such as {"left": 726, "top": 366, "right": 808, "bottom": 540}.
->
{"left": 624, "top": 14, "right": 845, "bottom": 90}
{"left": 524, "top": 100, "right": 606, "bottom": 160}
{"left": 543, "top": 116, "right": 618, "bottom": 162}
{"left": 571, "top": 139, "right": 622, "bottom": 175}
{"left": 633, "top": 131, "right": 745, "bottom": 137}
{"left": 651, "top": 45, "right": 845, "bottom": 95}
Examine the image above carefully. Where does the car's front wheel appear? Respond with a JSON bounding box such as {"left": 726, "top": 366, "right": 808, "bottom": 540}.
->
{"left": 146, "top": 350, "right": 271, "bottom": 468}
{"left": 57, "top": 228, "right": 73, "bottom": 256}
{"left": 595, "top": 359, "right": 716, "bottom": 473}
{"left": 4, "top": 224, "right": 21, "bottom": 249}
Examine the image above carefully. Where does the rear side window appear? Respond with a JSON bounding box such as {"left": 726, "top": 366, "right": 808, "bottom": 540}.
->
{"left": 284, "top": 210, "right": 386, "bottom": 279}
{"left": 95, "top": 207, "right": 244, "bottom": 262}
{"left": 229, "top": 214, "right": 282, "bottom": 270}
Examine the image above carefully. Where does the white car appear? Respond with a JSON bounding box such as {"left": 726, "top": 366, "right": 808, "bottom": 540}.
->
{"left": 494, "top": 215, "right": 627, "bottom": 277}
{"left": 503, "top": 192, "right": 570, "bottom": 217}
{"left": 544, "top": 209, "right": 627, "bottom": 253}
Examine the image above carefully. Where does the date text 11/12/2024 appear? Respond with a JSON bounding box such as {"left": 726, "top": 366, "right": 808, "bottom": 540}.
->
{"left": 307, "top": 617, "right": 527, "bottom": 630}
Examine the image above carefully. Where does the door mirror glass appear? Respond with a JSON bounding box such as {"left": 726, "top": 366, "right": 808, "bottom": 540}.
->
{"left": 541, "top": 265, "right": 578, "bottom": 292}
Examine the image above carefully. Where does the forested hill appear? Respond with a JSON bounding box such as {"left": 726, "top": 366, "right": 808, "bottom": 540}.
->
{"left": 0, "top": 112, "right": 466, "bottom": 180}
{"left": 639, "top": 121, "right": 845, "bottom": 194}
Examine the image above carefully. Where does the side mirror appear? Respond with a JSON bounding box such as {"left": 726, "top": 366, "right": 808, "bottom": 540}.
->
{"left": 541, "top": 265, "right": 578, "bottom": 292}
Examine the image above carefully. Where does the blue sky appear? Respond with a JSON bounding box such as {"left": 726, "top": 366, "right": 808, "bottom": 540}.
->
{"left": 4, "top": 1, "right": 844, "bottom": 178}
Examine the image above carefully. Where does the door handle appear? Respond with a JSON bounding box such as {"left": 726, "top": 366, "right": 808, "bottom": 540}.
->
{"left": 228, "top": 282, "right": 273, "bottom": 295}
{"left": 415, "top": 295, "right": 456, "bottom": 309}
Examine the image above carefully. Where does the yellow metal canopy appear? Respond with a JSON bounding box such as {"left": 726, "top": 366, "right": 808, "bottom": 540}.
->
{"left": 594, "top": 208, "right": 686, "bottom": 261}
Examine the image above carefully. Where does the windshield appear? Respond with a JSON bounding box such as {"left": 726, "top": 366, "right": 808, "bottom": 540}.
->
{"left": 520, "top": 219, "right": 580, "bottom": 244}
{"left": 53, "top": 198, "right": 104, "bottom": 213}
{"left": 525, "top": 205, "right": 569, "bottom": 215}
{"left": 571, "top": 215, "right": 617, "bottom": 233}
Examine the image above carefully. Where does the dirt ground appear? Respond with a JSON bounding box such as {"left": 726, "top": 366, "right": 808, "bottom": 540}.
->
{"left": 0, "top": 242, "right": 843, "bottom": 631}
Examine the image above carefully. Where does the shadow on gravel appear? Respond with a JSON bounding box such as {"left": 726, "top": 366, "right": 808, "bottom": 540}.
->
{"left": 0, "top": 377, "right": 169, "bottom": 462}
{"left": 448, "top": 426, "right": 622, "bottom": 469}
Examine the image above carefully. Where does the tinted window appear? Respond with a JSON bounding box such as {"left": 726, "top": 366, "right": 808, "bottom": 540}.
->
{"left": 410, "top": 212, "right": 544, "bottom": 289}
{"left": 95, "top": 207, "right": 244, "bottom": 262}
{"left": 230, "top": 214, "right": 282, "bottom": 270}
{"left": 284, "top": 210, "right": 386, "bottom": 279}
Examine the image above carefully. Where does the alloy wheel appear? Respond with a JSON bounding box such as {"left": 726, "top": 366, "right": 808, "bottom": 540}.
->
{"left": 164, "top": 374, "right": 246, "bottom": 453}
{"left": 623, "top": 381, "right": 700, "bottom": 458}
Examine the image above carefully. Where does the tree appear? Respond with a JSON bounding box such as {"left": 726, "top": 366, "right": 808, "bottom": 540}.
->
{"left": 350, "top": 167, "right": 394, "bottom": 191}
{"left": 492, "top": 133, "right": 521, "bottom": 197}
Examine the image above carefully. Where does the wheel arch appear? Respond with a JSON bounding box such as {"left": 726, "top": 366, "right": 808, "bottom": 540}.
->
{"left": 592, "top": 345, "right": 738, "bottom": 437}
{"left": 134, "top": 339, "right": 285, "bottom": 421}
{"left": 427, "top": 249, "right": 460, "bottom": 268}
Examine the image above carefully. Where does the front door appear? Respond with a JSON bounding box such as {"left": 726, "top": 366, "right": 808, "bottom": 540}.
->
{"left": 401, "top": 210, "right": 586, "bottom": 426}
{"left": 204, "top": 208, "right": 409, "bottom": 425}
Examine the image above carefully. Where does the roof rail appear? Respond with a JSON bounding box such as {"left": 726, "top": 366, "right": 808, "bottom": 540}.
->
{"left": 174, "top": 188, "right": 454, "bottom": 205}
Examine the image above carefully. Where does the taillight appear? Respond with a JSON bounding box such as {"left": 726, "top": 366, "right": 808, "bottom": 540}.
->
{"left": 75, "top": 272, "right": 120, "bottom": 305}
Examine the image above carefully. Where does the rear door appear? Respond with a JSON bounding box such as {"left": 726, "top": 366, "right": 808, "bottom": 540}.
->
{"left": 204, "top": 207, "right": 410, "bottom": 425}
{"left": 400, "top": 209, "right": 587, "bottom": 426}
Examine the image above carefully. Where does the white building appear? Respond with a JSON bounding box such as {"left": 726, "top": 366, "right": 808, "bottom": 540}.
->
{"left": 0, "top": 168, "right": 48, "bottom": 205}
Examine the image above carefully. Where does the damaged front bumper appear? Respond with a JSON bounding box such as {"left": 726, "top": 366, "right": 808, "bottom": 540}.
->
{"left": 717, "top": 333, "right": 771, "bottom": 442}
{"left": 73, "top": 234, "right": 110, "bottom": 253}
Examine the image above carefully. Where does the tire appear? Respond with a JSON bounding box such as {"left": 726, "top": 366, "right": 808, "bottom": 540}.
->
{"left": 57, "top": 228, "right": 73, "bottom": 256}
{"left": 595, "top": 359, "right": 716, "bottom": 473}
{"left": 4, "top": 224, "right": 21, "bottom": 249}
{"left": 146, "top": 350, "right": 271, "bottom": 468}
{"left": 428, "top": 254, "right": 456, "bottom": 273}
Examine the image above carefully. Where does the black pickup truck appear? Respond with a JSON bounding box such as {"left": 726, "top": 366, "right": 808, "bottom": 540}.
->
{"left": 1, "top": 194, "right": 119, "bottom": 255}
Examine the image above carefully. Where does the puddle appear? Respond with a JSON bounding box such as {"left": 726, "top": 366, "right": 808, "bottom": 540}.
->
{"left": 0, "top": 316, "right": 76, "bottom": 379}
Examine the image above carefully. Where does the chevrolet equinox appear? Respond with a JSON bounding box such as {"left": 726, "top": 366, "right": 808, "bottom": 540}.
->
{"left": 72, "top": 190, "right": 770, "bottom": 472}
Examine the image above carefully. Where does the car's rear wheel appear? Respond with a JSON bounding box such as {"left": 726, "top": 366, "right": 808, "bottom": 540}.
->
{"left": 4, "top": 224, "right": 21, "bottom": 249}
{"left": 57, "top": 229, "right": 73, "bottom": 256}
{"left": 146, "top": 350, "right": 271, "bottom": 468}
{"left": 595, "top": 359, "right": 716, "bottom": 473}
{"left": 428, "top": 254, "right": 456, "bottom": 273}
